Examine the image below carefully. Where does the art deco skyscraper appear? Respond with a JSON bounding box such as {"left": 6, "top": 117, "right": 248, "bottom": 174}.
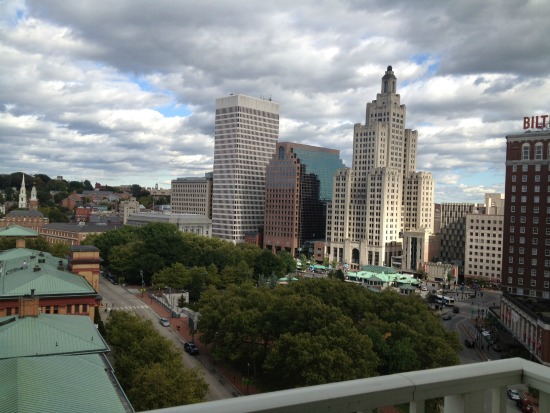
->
{"left": 326, "top": 66, "right": 434, "bottom": 268}
{"left": 212, "top": 94, "right": 279, "bottom": 243}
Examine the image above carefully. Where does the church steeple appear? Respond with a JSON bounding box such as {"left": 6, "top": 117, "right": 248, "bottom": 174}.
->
{"left": 29, "top": 182, "right": 38, "bottom": 210}
{"left": 381, "top": 65, "right": 397, "bottom": 94}
{"left": 18, "top": 174, "right": 27, "bottom": 209}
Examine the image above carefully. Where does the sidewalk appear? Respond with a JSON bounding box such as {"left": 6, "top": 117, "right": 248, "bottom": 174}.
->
{"left": 139, "top": 291, "right": 258, "bottom": 396}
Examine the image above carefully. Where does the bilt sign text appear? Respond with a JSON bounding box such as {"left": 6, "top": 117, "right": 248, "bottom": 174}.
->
{"left": 524, "top": 115, "right": 549, "bottom": 129}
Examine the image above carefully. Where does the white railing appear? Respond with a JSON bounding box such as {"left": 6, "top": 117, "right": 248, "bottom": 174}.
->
{"left": 146, "top": 358, "right": 549, "bottom": 413}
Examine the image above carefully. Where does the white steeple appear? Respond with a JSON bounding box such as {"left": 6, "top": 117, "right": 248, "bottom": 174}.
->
{"left": 18, "top": 175, "right": 27, "bottom": 209}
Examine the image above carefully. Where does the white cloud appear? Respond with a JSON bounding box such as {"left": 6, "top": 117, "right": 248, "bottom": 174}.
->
{"left": 0, "top": 0, "right": 549, "bottom": 203}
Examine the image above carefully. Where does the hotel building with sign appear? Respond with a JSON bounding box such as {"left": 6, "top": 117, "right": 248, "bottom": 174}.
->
{"left": 500, "top": 127, "right": 550, "bottom": 365}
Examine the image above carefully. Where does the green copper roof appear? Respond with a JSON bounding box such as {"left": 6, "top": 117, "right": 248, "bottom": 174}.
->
{"left": 0, "top": 248, "right": 94, "bottom": 296}
{"left": 0, "top": 226, "right": 39, "bottom": 238}
{"left": 0, "top": 265, "right": 95, "bottom": 296}
{"left": 347, "top": 270, "right": 420, "bottom": 285}
{"left": 0, "top": 314, "right": 109, "bottom": 360}
{"left": 0, "top": 354, "right": 132, "bottom": 413}
{"left": 0, "top": 248, "right": 66, "bottom": 274}
{"left": 359, "top": 264, "right": 399, "bottom": 274}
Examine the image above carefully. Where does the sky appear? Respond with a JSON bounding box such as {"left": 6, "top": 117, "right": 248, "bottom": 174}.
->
{"left": 1, "top": 0, "right": 549, "bottom": 203}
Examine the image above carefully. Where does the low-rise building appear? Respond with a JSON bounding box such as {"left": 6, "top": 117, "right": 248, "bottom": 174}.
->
{"left": 170, "top": 174, "right": 212, "bottom": 218}
{"left": 126, "top": 212, "right": 212, "bottom": 237}
{"left": 0, "top": 248, "right": 101, "bottom": 320}
{"left": 40, "top": 222, "right": 123, "bottom": 246}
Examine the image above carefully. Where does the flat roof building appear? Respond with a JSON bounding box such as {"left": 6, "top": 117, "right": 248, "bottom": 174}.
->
{"left": 212, "top": 94, "right": 279, "bottom": 243}
{"left": 171, "top": 173, "right": 213, "bottom": 218}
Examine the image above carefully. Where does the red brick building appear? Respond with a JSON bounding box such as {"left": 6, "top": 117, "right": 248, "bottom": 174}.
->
{"left": 500, "top": 129, "right": 550, "bottom": 366}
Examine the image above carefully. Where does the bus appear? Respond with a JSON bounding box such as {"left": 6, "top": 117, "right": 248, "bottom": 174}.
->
{"left": 436, "top": 295, "right": 455, "bottom": 306}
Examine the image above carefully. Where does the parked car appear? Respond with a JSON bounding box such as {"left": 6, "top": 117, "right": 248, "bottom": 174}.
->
{"left": 184, "top": 342, "right": 199, "bottom": 355}
{"left": 159, "top": 318, "right": 170, "bottom": 327}
{"left": 507, "top": 389, "right": 521, "bottom": 401}
{"left": 442, "top": 314, "right": 452, "bottom": 320}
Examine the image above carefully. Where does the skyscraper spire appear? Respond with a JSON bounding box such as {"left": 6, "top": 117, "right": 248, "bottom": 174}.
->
{"left": 381, "top": 65, "right": 396, "bottom": 94}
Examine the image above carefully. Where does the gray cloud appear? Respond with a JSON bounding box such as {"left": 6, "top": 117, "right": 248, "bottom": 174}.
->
{"left": 0, "top": 0, "right": 548, "bottom": 200}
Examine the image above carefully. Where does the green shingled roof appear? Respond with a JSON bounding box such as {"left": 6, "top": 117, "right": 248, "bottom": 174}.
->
{"left": 0, "top": 226, "right": 39, "bottom": 237}
{"left": 0, "top": 314, "right": 109, "bottom": 360}
{"left": 0, "top": 354, "right": 131, "bottom": 413}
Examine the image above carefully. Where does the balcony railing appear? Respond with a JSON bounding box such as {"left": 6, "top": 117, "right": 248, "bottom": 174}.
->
{"left": 147, "top": 358, "right": 549, "bottom": 413}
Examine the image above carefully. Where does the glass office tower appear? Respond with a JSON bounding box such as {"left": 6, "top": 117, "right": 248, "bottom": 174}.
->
{"left": 263, "top": 142, "right": 344, "bottom": 256}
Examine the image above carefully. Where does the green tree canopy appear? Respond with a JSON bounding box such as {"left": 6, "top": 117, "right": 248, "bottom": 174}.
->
{"left": 105, "top": 311, "right": 207, "bottom": 409}
{"left": 197, "top": 279, "right": 461, "bottom": 391}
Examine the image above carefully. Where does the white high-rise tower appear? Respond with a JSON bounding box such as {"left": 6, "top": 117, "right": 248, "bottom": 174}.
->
{"left": 212, "top": 94, "right": 279, "bottom": 243}
{"left": 326, "top": 66, "right": 434, "bottom": 268}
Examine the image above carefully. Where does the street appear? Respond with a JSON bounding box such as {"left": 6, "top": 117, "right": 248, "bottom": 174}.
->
{"left": 98, "top": 277, "right": 237, "bottom": 402}
{"left": 437, "top": 287, "right": 535, "bottom": 412}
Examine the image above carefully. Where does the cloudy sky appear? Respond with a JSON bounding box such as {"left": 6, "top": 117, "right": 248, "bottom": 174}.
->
{"left": 1, "top": 0, "right": 549, "bottom": 202}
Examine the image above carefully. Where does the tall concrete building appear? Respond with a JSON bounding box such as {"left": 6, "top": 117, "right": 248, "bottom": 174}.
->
{"left": 326, "top": 66, "right": 434, "bottom": 269}
{"left": 171, "top": 173, "right": 213, "bottom": 218}
{"left": 263, "top": 142, "right": 344, "bottom": 256}
{"left": 464, "top": 193, "right": 505, "bottom": 285}
{"left": 212, "top": 94, "right": 279, "bottom": 243}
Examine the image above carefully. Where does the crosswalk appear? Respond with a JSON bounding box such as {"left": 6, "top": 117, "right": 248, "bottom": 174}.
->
{"left": 107, "top": 305, "right": 149, "bottom": 311}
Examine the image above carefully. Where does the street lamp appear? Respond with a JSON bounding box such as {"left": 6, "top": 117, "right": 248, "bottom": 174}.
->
{"left": 247, "top": 362, "right": 250, "bottom": 395}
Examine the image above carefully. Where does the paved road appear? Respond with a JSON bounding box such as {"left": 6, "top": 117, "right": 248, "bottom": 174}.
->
{"left": 98, "top": 277, "right": 236, "bottom": 402}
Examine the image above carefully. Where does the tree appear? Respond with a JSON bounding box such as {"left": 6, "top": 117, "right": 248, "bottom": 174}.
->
{"left": 128, "top": 362, "right": 207, "bottom": 411}
{"left": 105, "top": 311, "right": 207, "bottom": 409}
{"left": 197, "top": 279, "right": 461, "bottom": 391}
{"left": 197, "top": 282, "right": 379, "bottom": 391}
{"left": 278, "top": 251, "right": 297, "bottom": 274}
{"left": 328, "top": 268, "right": 345, "bottom": 281}
{"left": 254, "top": 250, "right": 285, "bottom": 279}
{"left": 152, "top": 262, "right": 190, "bottom": 291}
{"left": 177, "top": 294, "right": 187, "bottom": 308}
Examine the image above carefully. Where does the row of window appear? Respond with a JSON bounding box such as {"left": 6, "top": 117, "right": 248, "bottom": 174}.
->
{"left": 520, "top": 142, "right": 549, "bottom": 160}
{"left": 508, "top": 266, "right": 550, "bottom": 276}
{"left": 508, "top": 277, "right": 550, "bottom": 288}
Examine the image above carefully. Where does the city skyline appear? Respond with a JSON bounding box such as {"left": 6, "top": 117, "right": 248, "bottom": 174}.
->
{"left": 1, "top": 1, "right": 549, "bottom": 203}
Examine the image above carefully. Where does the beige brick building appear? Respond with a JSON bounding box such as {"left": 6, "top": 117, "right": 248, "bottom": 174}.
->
{"left": 171, "top": 173, "right": 213, "bottom": 218}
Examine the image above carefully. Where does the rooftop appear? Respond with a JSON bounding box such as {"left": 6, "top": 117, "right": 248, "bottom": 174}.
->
{"left": 0, "top": 354, "right": 132, "bottom": 413}
{"left": 0, "top": 314, "right": 109, "bottom": 359}
{"left": 0, "top": 225, "right": 39, "bottom": 237}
